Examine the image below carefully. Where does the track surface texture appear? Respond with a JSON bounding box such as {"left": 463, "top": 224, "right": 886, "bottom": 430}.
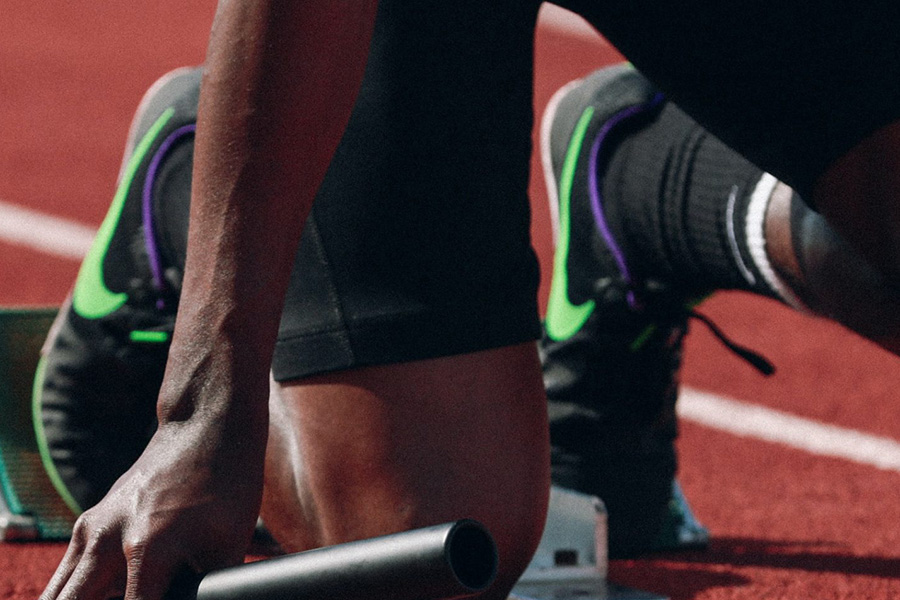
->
{"left": 2, "top": 3, "right": 899, "bottom": 598}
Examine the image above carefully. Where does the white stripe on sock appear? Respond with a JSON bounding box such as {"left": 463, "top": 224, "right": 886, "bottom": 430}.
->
{"left": 745, "top": 174, "right": 808, "bottom": 311}
{"left": 726, "top": 184, "right": 757, "bottom": 287}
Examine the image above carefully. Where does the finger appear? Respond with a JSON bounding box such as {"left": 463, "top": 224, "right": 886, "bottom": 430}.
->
{"left": 123, "top": 543, "right": 187, "bottom": 600}
{"left": 53, "top": 517, "right": 128, "bottom": 600}
{"left": 56, "top": 549, "right": 127, "bottom": 600}
{"left": 40, "top": 521, "right": 89, "bottom": 600}
{"left": 40, "top": 550, "right": 79, "bottom": 600}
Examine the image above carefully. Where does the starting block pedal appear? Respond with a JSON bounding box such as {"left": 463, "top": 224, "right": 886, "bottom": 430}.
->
{"left": 511, "top": 486, "right": 667, "bottom": 600}
{"left": 0, "top": 307, "right": 76, "bottom": 541}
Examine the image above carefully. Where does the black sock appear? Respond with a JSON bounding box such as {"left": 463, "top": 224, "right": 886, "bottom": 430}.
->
{"left": 601, "top": 101, "right": 794, "bottom": 304}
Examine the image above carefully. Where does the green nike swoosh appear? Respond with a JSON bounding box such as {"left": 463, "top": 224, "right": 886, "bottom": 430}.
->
{"left": 72, "top": 108, "right": 175, "bottom": 320}
{"left": 545, "top": 106, "right": 595, "bottom": 342}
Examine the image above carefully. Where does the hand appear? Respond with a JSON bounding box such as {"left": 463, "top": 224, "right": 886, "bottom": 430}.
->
{"left": 39, "top": 418, "right": 265, "bottom": 600}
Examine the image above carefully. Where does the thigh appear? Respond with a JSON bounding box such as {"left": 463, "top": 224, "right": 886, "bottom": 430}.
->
{"left": 555, "top": 0, "right": 900, "bottom": 199}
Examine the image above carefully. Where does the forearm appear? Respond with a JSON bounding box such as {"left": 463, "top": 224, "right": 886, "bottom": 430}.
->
{"left": 158, "top": 0, "right": 378, "bottom": 424}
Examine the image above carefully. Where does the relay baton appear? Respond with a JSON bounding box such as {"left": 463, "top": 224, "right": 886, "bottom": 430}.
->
{"left": 171, "top": 519, "right": 498, "bottom": 600}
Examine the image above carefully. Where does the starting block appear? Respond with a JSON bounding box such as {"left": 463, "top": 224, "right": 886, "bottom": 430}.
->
{"left": 511, "top": 486, "right": 666, "bottom": 600}
{"left": 0, "top": 307, "right": 76, "bottom": 541}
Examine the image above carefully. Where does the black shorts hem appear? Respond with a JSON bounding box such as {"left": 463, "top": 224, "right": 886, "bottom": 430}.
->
{"left": 271, "top": 304, "right": 542, "bottom": 382}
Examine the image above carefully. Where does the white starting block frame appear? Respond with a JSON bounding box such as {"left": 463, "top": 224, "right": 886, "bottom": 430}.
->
{"left": 511, "top": 486, "right": 667, "bottom": 600}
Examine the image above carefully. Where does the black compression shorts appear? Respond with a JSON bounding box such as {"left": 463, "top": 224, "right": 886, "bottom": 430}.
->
{"left": 271, "top": 1, "right": 544, "bottom": 379}
{"left": 154, "top": 0, "right": 900, "bottom": 381}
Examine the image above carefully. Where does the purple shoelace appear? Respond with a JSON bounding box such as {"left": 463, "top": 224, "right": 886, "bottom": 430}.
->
{"left": 142, "top": 123, "right": 196, "bottom": 310}
{"left": 586, "top": 92, "right": 664, "bottom": 309}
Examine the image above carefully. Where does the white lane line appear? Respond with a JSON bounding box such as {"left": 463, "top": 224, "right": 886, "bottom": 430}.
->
{"left": 680, "top": 387, "right": 900, "bottom": 473}
{"left": 0, "top": 199, "right": 95, "bottom": 260}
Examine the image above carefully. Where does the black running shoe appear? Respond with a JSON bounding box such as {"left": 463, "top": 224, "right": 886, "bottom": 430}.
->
{"left": 33, "top": 67, "right": 200, "bottom": 513}
{"left": 539, "top": 65, "right": 709, "bottom": 558}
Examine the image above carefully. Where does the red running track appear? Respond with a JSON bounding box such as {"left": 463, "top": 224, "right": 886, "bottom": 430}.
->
{"left": 2, "top": 3, "right": 900, "bottom": 598}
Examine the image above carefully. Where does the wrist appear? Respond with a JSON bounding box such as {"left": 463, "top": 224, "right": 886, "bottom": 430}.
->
{"left": 156, "top": 338, "right": 270, "bottom": 430}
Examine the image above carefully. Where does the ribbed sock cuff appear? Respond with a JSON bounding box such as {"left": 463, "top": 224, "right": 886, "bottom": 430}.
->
{"left": 601, "top": 101, "right": 795, "bottom": 303}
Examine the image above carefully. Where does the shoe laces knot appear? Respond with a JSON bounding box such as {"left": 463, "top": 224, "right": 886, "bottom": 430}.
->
{"left": 595, "top": 276, "right": 775, "bottom": 376}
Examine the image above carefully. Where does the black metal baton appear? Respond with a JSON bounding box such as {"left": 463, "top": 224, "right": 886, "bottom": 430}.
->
{"left": 172, "top": 519, "right": 498, "bottom": 600}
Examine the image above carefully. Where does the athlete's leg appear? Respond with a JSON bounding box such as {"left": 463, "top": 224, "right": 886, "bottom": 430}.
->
{"left": 580, "top": 67, "right": 900, "bottom": 355}
{"left": 261, "top": 5, "right": 550, "bottom": 594}
{"left": 554, "top": 65, "right": 900, "bottom": 350}
{"left": 556, "top": 0, "right": 900, "bottom": 293}
{"left": 766, "top": 180, "right": 900, "bottom": 354}
{"left": 539, "top": 64, "right": 900, "bottom": 557}
{"left": 262, "top": 345, "right": 550, "bottom": 600}
{"left": 813, "top": 124, "right": 900, "bottom": 286}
